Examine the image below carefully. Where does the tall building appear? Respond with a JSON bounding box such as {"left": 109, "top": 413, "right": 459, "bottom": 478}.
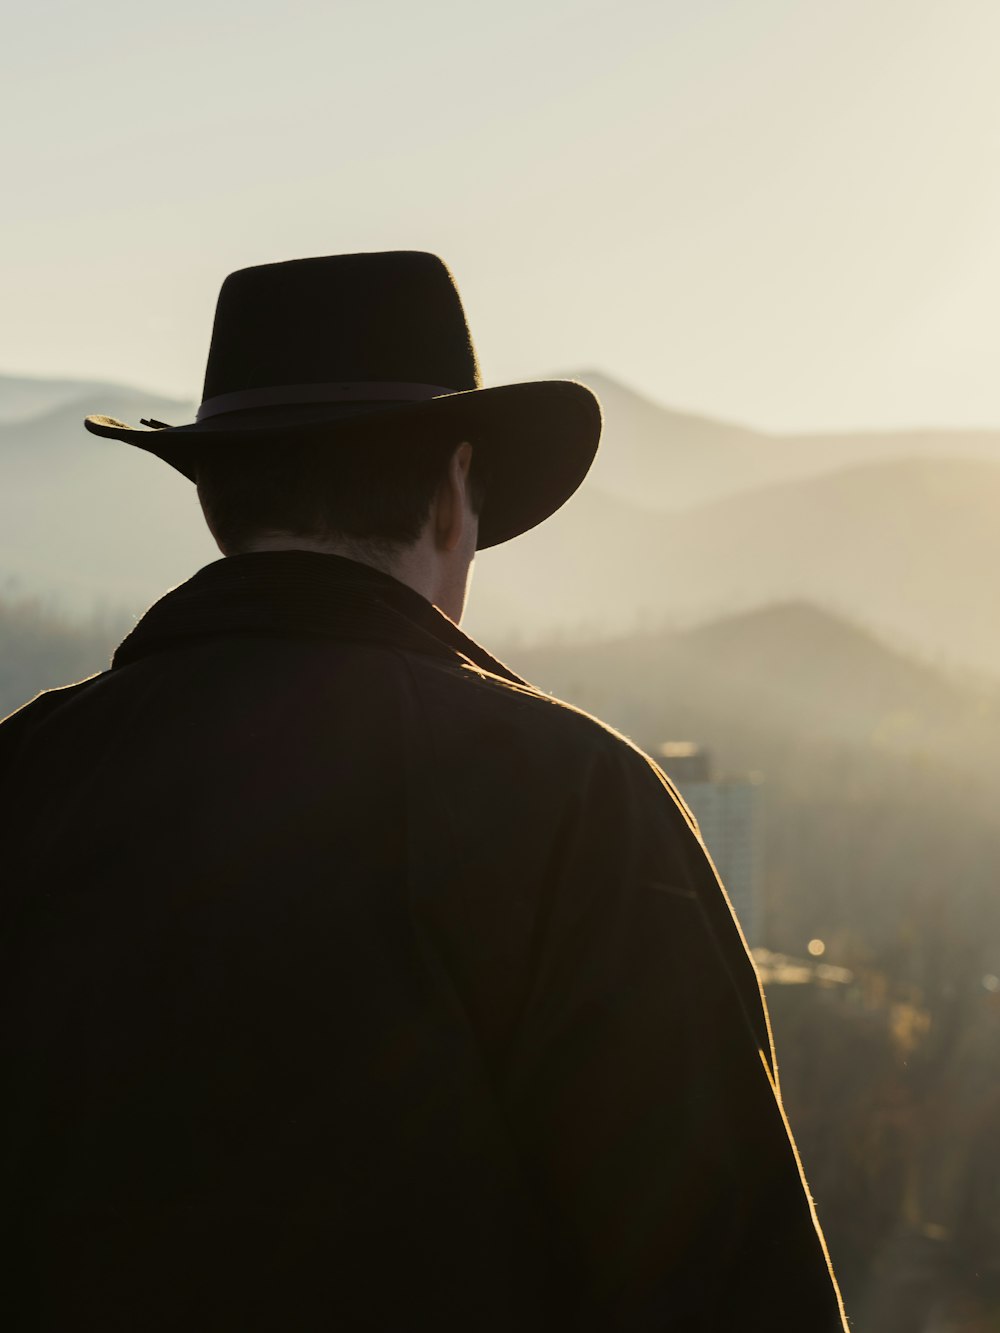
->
{"left": 656, "top": 742, "right": 763, "bottom": 944}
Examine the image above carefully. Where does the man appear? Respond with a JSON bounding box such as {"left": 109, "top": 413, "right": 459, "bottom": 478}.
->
{"left": 0, "top": 252, "right": 847, "bottom": 1329}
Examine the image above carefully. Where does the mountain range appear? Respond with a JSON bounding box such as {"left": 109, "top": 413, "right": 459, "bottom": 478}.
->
{"left": 3, "top": 368, "right": 1000, "bottom": 676}
{"left": 467, "top": 453, "right": 1000, "bottom": 678}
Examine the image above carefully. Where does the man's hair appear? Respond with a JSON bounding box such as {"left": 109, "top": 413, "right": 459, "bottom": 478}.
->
{"left": 195, "top": 434, "right": 487, "bottom": 555}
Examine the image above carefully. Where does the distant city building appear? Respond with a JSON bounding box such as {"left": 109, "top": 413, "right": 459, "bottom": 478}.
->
{"left": 656, "top": 742, "right": 763, "bottom": 943}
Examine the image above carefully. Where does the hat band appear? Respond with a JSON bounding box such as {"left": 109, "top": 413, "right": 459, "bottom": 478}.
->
{"left": 196, "top": 381, "right": 458, "bottom": 423}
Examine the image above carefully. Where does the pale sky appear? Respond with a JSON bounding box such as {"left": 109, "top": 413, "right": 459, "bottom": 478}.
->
{"left": 4, "top": 0, "right": 1000, "bottom": 431}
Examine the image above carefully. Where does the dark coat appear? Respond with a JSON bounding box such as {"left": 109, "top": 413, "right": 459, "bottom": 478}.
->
{"left": 0, "top": 552, "right": 847, "bottom": 1331}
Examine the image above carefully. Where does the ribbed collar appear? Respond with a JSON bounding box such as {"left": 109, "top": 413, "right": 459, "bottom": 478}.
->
{"left": 112, "top": 551, "right": 526, "bottom": 686}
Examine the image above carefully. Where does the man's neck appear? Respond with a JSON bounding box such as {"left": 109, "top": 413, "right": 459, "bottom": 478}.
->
{"left": 235, "top": 532, "right": 400, "bottom": 578}
{"left": 230, "top": 532, "right": 471, "bottom": 624}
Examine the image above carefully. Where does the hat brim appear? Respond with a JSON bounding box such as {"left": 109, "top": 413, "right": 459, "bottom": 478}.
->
{"left": 84, "top": 380, "right": 601, "bottom": 550}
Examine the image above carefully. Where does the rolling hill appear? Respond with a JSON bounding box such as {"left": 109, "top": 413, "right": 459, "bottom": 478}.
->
{"left": 506, "top": 600, "right": 1000, "bottom": 781}
{"left": 0, "top": 384, "right": 214, "bottom": 608}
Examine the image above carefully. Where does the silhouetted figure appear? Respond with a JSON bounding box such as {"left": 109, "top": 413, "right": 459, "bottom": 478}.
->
{"left": 0, "top": 253, "right": 847, "bottom": 1330}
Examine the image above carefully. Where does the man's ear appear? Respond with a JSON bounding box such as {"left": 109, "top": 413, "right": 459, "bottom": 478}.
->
{"left": 433, "top": 442, "right": 474, "bottom": 553}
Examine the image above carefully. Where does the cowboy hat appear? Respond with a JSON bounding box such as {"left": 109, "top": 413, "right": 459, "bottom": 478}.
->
{"left": 84, "top": 251, "right": 602, "bottom": 549}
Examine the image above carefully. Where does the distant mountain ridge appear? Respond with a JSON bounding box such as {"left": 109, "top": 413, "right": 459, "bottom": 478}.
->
{"left": 0, "top": 372, "right": 191, "bottom": 426}
{"left": 570, "top": 370, "right": 1000, "bottom": 511}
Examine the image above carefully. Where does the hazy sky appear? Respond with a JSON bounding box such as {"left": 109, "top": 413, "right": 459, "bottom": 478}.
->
{"left": 4, "top": 0, "right": 1000, "bottom": 431}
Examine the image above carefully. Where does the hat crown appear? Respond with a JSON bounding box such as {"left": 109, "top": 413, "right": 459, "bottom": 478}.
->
{"left": 201, "top": 251, "right": 482, "bottom": 405}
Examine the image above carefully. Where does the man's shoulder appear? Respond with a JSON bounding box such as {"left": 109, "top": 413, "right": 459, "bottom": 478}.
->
{"left": 0, "top": 673, "right": 109, "bottom": 780}
{"left": 411, "top": 651, "right": 678, "bottom": 799}
{"left": 420, "top": 652, "right": 603, "bottom": 734}
{"left": 0, "top": 673, "right": 107, "bottom": 734}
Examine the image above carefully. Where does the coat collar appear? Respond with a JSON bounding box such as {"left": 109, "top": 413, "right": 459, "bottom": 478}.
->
{"left": 112, "top": 551, "right": 527, "bottom": 686}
